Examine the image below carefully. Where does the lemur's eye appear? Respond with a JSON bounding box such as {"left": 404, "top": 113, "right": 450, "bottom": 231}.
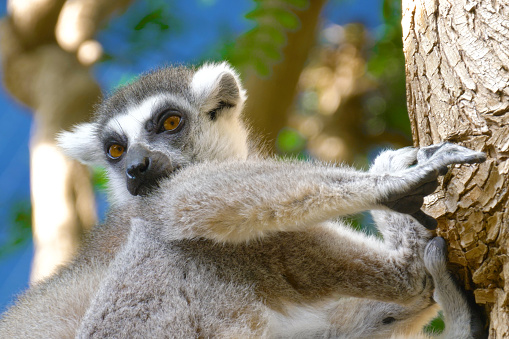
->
{"left": 108, "top": 144, "right": 125, "bottom": 159}
{"left": 163, "top": 115, "right": 181, "bottom": 131}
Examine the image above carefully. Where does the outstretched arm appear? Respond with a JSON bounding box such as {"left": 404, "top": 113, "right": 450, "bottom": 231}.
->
{"left": 143, "top": 143, "right": 485, "bottom": 243}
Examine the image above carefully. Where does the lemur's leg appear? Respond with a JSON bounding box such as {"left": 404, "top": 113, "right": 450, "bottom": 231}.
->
{"left": 318, "top": 146, "right": 445, "bottom": 339}
{"left": 324, "top": 238, "right": 488, "bottom": 339}
{"left": 368, "top": 146, "right": 437, "bottom": 270}
{"left": 424, "top": 237, "right": 487, "bottom": 339}
{"left": 324, "top": 294, "right": 438, "bottom": 339}
{"left": 322, "top": 147, "right": 486, "bottom": 339}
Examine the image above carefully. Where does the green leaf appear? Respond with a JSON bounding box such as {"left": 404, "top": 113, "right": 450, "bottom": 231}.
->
{"left": 382, "top": 0, "right": 392, "bottom": 21}
{"left": 284, "top": 0, "right": 309, "bottom": 10}
{"left": 424, "top": 312, "right": 445, "bottom": 334}
{"left": 273, "top": 9, "right": 300, "bottom": 30}
{"left": 259, "top": 42, "right": 282, "bottom": 60}
{"left": 91, "top": 167, "right": 109, "bottom": 191}
{"left": 134, "top": 8, "right": 169, "bottom": 31}
{"left": 256, "top": 25, "right": 287, "bottom": 45}
{"left": 276, "top": 127, "right": 307, "bottom": 154}
{"left": 245, "top": 6, "right": 267, "bottom": 20}
{"left": 0, "top": 201, "right": 32, "bottom": 258}
{"left": 253, "top": 59, "right": 271, "bottom": 77}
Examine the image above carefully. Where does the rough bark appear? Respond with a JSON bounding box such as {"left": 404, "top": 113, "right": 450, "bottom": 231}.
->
{"left": 402, "top": 0, "right": 509, "bottom": 336}
{"left": 1, "top": 0, "right": 131, "bottom": 282}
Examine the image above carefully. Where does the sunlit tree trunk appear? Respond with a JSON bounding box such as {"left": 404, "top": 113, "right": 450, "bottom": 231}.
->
{"left": 402, "top": 0, "right": 509, "bottom": 336}
{"left": 0, "top": 0, "right": 131, "bottom": 282}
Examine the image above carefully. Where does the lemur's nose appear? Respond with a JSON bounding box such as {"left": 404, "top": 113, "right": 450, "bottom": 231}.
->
{"left": 124, "top": 143, "right": 173, "bottom": 196}
{"left": 127, "top": 156, "right": 150, "bottom": 179}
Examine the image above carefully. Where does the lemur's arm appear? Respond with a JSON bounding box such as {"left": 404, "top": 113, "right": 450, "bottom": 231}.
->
{"left": 145, "top": 143, "right": 484, "bottom": 243}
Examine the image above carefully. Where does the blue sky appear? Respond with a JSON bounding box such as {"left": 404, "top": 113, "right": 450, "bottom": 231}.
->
{"left": 0, "top": 0, "right": 385, "bottom": 312}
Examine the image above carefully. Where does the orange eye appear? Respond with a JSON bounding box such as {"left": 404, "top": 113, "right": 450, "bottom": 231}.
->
{"left": 108, "top": 144, "right": 125, "bottom": 159}
{"left": 163, "top": 115, "right": 181, "bottom": 131}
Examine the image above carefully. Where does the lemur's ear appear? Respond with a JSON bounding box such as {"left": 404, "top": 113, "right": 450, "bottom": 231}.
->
{"left": 57, "top": 122, "right": 102, "bottom": 166}
{"left": 191, "top": 62, "right": 246, "bottom": 120}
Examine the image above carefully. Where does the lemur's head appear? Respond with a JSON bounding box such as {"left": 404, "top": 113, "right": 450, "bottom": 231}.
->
{"left": 58, "top": 62, "right": 249, "bottom": 205}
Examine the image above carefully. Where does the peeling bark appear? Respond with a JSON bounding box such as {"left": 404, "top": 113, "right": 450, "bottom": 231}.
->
{"left": 402, "top": 0, "right": 509, "bottom": 336}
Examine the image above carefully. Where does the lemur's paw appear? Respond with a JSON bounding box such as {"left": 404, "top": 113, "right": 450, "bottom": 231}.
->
{"left": 382, "top": 143, "right": 485, "bottom": 229}
{"left": 424, "top": 237, "right": 448, "bottom": 275}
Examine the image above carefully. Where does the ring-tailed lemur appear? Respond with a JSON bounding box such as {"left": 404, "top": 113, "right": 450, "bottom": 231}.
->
{"left": 0, "top": 62, "right": 486, "bottom": 338}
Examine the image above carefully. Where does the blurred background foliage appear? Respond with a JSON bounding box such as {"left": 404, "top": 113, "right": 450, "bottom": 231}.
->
{"left": 0, "top": 0, "right": 434, "bottom": 327}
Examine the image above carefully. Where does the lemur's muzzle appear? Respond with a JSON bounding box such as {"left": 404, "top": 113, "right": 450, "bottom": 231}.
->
{"left": 125, "top": 144, "right": 173, "bottom": 196}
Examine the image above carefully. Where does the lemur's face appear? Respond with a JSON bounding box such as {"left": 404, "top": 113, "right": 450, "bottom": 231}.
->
{"left": 99, "top": 94, "right": 195, "bottom": 198}
{"left": 58, "top": 63, "right": 249, "bottom": 205}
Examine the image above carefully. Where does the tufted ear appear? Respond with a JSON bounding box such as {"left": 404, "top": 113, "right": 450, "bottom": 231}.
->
{"left": 56, "top": 122, "right": 103, "bottom": 166}
{"left": 191, "top": 62, "right": 247, "bottom": 120}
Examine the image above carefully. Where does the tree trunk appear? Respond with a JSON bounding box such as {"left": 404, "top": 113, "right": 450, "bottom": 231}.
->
{"left": 0, "top": 0, "right": 131, "bottom": 282}
{"left": 402, "top": 0, "right": 509, "bottom": 336}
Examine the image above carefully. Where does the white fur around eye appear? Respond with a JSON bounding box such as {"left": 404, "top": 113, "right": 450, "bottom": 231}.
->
{"left": 106, "top": 95, "right": 166, "bottom": 142}
{"left": 106, "top": 94, "right": 195, "bottom": 143}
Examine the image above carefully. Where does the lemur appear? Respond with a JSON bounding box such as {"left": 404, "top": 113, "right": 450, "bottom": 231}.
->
{"left": 0, "top": 62, "right": 486, "bottom": 338}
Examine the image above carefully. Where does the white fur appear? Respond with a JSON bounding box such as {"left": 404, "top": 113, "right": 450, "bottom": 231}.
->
{"left": 106, "top": 169, "right": 138, "bottom": 207}
{"left": 191, "top": 62, "right": 247, "bottom": 103}
{"left": 190, "top": 63, "right": 249, "bottom": 162}
{"left": 106, "top": 95, "right": 164, "bottom": 143}
{"left": 268, "top": 304, "right": 330, "bottom": 338}
{"left": 57, "top": 123, "right": 102, "bottom": 166}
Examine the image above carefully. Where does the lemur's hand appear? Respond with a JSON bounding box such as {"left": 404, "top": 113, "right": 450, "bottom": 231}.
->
{"left": 372, "top": 143, "right": 486, "bottom": 230}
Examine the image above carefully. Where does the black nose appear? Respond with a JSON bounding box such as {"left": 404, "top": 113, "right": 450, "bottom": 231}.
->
{"left": 127, "top": 157, "right": 150, "bottom": 179}
{"left": 124, "top": 144, "right": 173, "bottom": 196}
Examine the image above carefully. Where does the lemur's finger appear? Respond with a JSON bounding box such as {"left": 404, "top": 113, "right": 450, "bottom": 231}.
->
{"left": 411, "top": 210, "right": 437, "bottom": 230}
{"left": 417, "top": 144, "right": 445, "bottom": 162}
{"left": 462, "top": 152, "right": 487, "bottom": 164}
{"left": 438, "top": 166, "right": 449, "bottom": 175}
{"left": 429, "top": 144, "right": 486, "bottom": 166}
{"left": 387, "top": 195, "right": 424, "bottom": 214}
{"left": 423, "top": 237, "right": 448, "bottom": 278}
{"left": 418, "top": 143, "right": 486, "bottom": 169}
{"left": 416, "top": 180, "right": 439, "bottom": 196}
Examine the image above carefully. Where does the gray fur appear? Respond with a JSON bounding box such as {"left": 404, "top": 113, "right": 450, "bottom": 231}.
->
{"left": 76, "top": 142, "right": 485, "bottom": 338}
{"left": 95, "top": 65, "right": 196, "bottom": 125}
{"left": 0, "top": 62, "right": 486, "bottom": 338}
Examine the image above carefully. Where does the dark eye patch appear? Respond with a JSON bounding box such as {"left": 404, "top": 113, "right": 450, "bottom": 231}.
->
{"left": 101, "top": 131, "right": 127, "bottom": 160}
{"left": 382, "top": 317, "right": 396, "bottom": 325}
{"left": 153, "top": 109, "right": 183, "bottom": 134}
{"left": 146, "top": 98, "right": 188, "bottom": 134}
